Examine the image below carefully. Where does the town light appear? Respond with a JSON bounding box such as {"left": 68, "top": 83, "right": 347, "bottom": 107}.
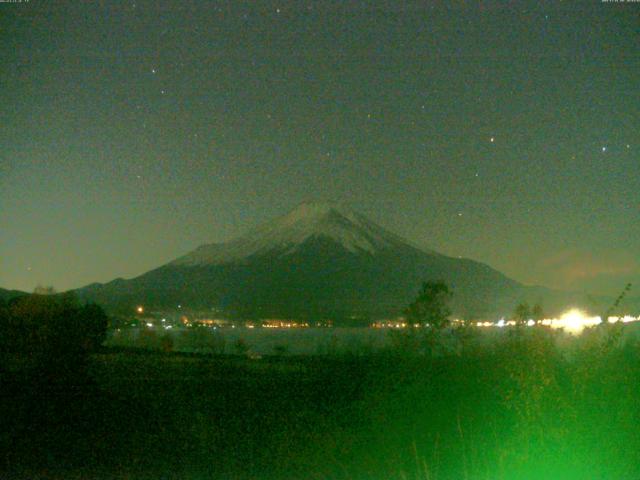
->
{"left": 554, "top": 309, "right": 601, "bottom": 334}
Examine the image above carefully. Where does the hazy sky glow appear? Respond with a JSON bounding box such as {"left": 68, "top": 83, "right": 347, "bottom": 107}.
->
{"left": 1, "top": 1, "right": 638, "bottom": 295}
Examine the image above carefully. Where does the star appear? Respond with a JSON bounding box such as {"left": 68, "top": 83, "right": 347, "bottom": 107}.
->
{"left": 490, "top": 137, "right": 495, "bottom": 143}
{"left": 151, "top": 68, "right": 156, "bottom": 74}
{"left": 602, "top": 146, "right": 607, "bottom": 152}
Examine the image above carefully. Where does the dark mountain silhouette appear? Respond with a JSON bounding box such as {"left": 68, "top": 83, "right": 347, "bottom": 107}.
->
{"left": 76, "top": 202, "right": 629, "bottom": 321}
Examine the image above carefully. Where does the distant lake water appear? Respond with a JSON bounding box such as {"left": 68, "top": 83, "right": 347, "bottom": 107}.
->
{"left": 106, "top": 327, "right": 394, "bottom": 355}
{"left": 105, "top": 322, "right": 640, "bottom": 356}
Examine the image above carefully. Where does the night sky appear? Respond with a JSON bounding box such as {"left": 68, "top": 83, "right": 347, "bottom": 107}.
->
{"left": 1, "top": 1, "right": 638, "bottom": 295}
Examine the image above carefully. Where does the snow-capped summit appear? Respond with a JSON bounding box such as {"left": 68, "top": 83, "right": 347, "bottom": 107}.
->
{"left": 171, "top": 201, "right": 413, "bottom": 266}
{"left": 77, "top": 202, "right": 601, "bottom": 320}
{"left": 78, "top": 201, "right": 536, "bottom": 320}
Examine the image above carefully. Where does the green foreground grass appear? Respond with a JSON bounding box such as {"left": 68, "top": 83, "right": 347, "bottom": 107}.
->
{"left": 2, "top": 325, "right": 640, "bottom": 479}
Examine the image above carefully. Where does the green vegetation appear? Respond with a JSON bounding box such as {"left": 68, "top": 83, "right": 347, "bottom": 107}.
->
{"left": 0, "top": 292, "right": 107, "bottom": 373}
{"left": 2, "top": 292, "right": 640, "bottom": 479}
{"left": 404, "top": 280, "right": 453, "bottom": 330}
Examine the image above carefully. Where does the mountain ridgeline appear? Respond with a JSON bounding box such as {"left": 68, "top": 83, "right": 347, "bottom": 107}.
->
{"left": 76, "top": 203, "right": 608, "bottom": 321}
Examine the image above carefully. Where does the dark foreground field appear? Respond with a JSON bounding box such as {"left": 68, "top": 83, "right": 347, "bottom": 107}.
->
{"left": 2, "top": 326, "right": 640, "bottom": 480}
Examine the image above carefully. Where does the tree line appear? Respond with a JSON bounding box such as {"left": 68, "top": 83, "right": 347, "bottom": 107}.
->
{"left": 0, "top": 290, "right": 108, "bottom": 378}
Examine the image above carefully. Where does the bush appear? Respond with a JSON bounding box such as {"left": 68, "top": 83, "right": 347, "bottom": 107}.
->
{"left": 0, "top": 292, "right": 108, "bottom": 374}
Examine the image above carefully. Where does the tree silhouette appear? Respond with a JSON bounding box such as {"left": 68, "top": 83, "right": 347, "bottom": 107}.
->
{"left": 531, "top": 303, "right": 544, "bottom": 322}
{"left": 404, "top": 280, "right": 452, "bottom": 330}
{"left": 513, "top": 302, "right": 531, "bottom": 326}
{"left": 602, "top": 283, "right": 632, "bottom": 321}
{"left": 0, "top": 292, "right": 108, "bottom": 378}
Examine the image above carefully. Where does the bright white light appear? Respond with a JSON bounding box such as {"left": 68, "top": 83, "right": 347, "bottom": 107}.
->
{"left": 554, "top": 309, "right": 601, "bottom": 334}
{"left": 609, "top": 315, "right": 639, "bottom": 324}
{"left": 146, "top": 322, "right": 153, "bottom": 327}
{"left": 465, "top": 312, "right": 639, "bottom": 334}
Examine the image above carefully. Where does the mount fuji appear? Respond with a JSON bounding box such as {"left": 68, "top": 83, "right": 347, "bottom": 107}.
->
{"left": 77, "top": 202, "right": 550, "bottom": 320}
{"left": 171, "top": 202, "right": 434, "bottom": 266}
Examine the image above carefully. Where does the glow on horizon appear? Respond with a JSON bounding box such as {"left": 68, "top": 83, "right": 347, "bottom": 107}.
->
{"left": 551, "top": 309, "right": 601, "bottom": 334}
{"left": 468, "top": 309, "right": 640, "bottom": 335}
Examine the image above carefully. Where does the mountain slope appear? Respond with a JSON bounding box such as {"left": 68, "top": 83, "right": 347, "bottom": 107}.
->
{"left": 170, "top": 202, "right": 433, "bottom": 266}
{"left": 77, "top": 202, "right": 542, "bottom": 320}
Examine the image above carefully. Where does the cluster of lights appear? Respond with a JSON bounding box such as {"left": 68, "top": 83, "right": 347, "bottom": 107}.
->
{"left": 262, "top": 320, "right": 310, "bottom": 328}
{"left": 372, "top": 321, "right": 417, "bottom": 329}
{"left": 479, "top": 310, "right": 640, "bottom": 334}
{"left": 527, "top": 309, "right": 638, "bottom": 335}
{"left": 372, "top": 309, "right": 640, "bottom": 335}
{"left": 134, "top": 305, "right": 638, "bottom": 336}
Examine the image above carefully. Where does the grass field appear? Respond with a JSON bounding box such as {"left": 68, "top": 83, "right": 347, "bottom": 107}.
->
{"left": 2, "top": 325, "right": 640, "bottom": 479}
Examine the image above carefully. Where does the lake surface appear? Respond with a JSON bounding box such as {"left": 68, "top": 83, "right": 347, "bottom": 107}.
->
{"left": 105, "top": 321, "right": 640, "bottom": 356}
{"left": 106, "top": 326, "right": 395, "bottom": 355}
